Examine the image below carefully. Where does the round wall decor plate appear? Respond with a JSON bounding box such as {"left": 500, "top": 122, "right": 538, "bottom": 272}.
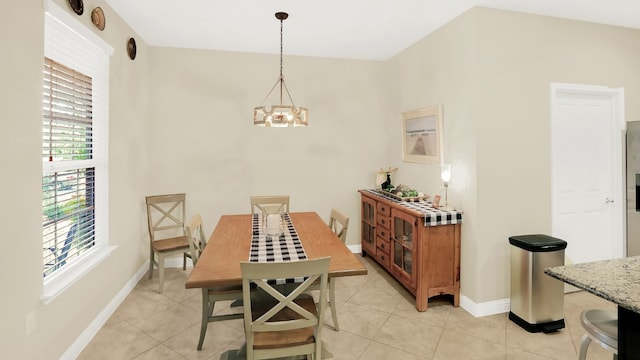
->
{"left": 127, "top": 37, "right": 137, "bottom": 60}
{"left": 91, "top": 7, "right": 105, "bottom": 31}
{"left": 68, "top": 0, "right": 84, "bottom": 15}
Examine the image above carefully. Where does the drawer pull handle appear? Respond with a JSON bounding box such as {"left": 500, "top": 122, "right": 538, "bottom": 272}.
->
{"left": 381, "top": 243, "right": 385, "bottom": 249}
{"left": 381, "top": 255, "right": 385, "bottom": 260}
{"left": 381, "top": 231, "right": 386, "bottom": 237}
{"left": 381, "top": 219, "right": 386, "bottom": 225}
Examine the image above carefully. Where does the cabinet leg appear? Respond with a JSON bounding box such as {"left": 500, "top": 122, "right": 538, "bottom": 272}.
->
{"left": 416, "top": 294, "right": 428, "bottom": 312}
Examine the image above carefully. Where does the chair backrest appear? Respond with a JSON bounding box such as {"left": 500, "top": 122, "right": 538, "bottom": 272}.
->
{"left": 250, "top": 195, "right": 290, "bottom": 215}
{"left": 185, "top": 213, "right": 206, "bottom": 265}
{"left": 145, "top": 193, "right": 186, "bottom": 242}
{"left": 240, "top": 257, "right": 330, "bottom": 359}
{"left": 329, "top": 208, "right": 349, "bottom": 243}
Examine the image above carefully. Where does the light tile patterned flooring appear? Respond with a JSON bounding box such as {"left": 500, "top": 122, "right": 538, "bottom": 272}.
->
{"left": 79, "top": 256, "right": 617, "bottom": 359}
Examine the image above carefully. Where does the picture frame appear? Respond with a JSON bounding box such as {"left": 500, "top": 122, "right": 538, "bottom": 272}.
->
{"left": 401, "top": 105, "right": 443, "bottom": 164}
{"left": 432, "top": 194, "right": 441, "bottom": 209}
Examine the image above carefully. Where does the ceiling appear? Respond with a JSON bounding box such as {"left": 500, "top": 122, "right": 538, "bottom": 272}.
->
{"left": 104, "top": 0, "right": 640, "bottom": 61}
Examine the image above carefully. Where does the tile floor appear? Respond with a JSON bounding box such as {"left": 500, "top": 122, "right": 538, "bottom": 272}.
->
{"left": 79, "top": 256, "right": 617, "bottom": 360}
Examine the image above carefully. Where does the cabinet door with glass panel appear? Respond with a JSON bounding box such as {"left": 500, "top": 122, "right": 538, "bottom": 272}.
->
{"left": 391, "top": 208, "right": 417, "bottom": 291}
{"left": 361, "top": 196, "right": 377, "bottom": 257}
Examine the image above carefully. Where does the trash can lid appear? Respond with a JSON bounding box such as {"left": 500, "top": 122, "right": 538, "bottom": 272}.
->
{"left": 509, "top": 234, "right": 567, "bottom": 252}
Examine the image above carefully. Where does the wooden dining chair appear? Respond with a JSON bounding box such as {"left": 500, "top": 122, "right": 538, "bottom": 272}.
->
{"left": 145, "top": 193, "right": 191, "bottom": 293}
{"left": 329, "top": 208, "right": 349, "bottom": 243}
{"left": 185, "top": 213, "right": 207, "bottom": 265}
{"left": 314, "top": 207, "right": 351, "bottom": 331}
{"left": 240, "top": 257, "right": 330, "bottom": 360}
{"left": 250, "top": 195, "right": 290, "bottom": 215}
{"left": 185, "top": 214, "right": 245, "bottom": 351}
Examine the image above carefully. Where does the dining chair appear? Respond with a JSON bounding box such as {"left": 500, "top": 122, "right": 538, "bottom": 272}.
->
{"left": 310, "top": 208, "right": 351, "bottom": 331}
{"left": 328, "top": 208, "right": 349, "bottom": 243}
{"left": 250, "top": 195, "right": 290, "bottom": 215}
{"left": 184, "top": 214, "right": 245, "bottom": 351}
{"left": 145, "top": 193, "right": 190, "bottom": 293}
{"left": 240, "top": 257, "right": 330, "bottom": 360}
{"left": 578, "top": 309, "right": 618, "bottom": 360}
{"left": 185, "top": 213, "right": 207, "bottom": 265}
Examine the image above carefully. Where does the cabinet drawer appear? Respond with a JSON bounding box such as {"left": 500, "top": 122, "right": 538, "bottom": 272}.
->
{"left": 377, "top": 215, "right": 391, "bottom": 229}
{"left": 376, "top": 237, "right": 390, "bottom": 254}
{"left": 375, "top": 247, "right": 390, "bottom": 268}
{"left": 376, "top": 226, "right": 390, "bottom": 240}
{"left": 376, "top": 202, "right": 390, "bottom": 217}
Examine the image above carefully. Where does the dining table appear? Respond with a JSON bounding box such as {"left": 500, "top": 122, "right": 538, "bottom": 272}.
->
{"left": 545, "top": 256, "right": 640, "bottom": 360}
{"left": 185, "top": 211, "right": 368, "bottom": 351}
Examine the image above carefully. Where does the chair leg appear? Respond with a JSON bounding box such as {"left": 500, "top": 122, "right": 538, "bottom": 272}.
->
{"left": 197, "top": 289, "right": 210, "bottom": 350}
{"left": 578, "top": 333, "right": 591, "bottom": 360}
{"left": 148, "top": 249, "right": 154, "bottom": 279}
{"left": 183, "top": 253, "right": 187, "bottom": 271}
{"left": 158, "top": 253, "right": 165, "bottom": 293}
{"left": 329, "top": 278, "right": 339, "bottom": 331}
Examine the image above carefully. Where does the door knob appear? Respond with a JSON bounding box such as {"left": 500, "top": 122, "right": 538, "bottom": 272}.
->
{"left": 605, "top": 198, "right": 614, "bottom": 203}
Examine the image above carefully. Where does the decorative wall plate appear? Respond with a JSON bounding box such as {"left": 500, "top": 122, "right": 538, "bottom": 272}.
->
{"left": 127, "top": 37, "right": 137, "bottom": 60}
{"left": 68, "top": 0, "right": 84, "bottom": 15}
{"left": 91, "top": 7, "right": 105, "bottom": 31}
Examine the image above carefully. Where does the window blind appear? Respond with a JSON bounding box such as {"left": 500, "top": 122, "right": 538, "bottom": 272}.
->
{"left": 42, "top": 58, "right": 96, "bottom": 277}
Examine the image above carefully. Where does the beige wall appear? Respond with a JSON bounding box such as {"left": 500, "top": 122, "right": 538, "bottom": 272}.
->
{"left": 145, "top": 48, "right": 391, "bottom": 235}
{"left": 4, "top": 2, "right": 640, "bottom": 357}
{"left": 1, "top": 0, "right": 151, "bottom": 358}
{"left": 390, "top": 7, "right": 640, "bottom": 303}
{"left": 388, "top": 9, "right": 480, "bottom": 303}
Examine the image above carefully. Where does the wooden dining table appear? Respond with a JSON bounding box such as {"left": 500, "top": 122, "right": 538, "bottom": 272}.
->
{"left": 186, "top": 211, "right": 367, "bottom": 288}
{"left": 185, "top": 211, "right": 368, "bottom": 349}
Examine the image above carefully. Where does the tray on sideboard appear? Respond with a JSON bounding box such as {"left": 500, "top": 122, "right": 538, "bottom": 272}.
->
{"left": 374, "top": 189, "right": 430, "bottom": 202}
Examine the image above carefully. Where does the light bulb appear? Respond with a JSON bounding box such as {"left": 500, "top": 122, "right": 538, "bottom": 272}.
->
{"left": 441, "top": 164, "right": 452, "bottom": 183}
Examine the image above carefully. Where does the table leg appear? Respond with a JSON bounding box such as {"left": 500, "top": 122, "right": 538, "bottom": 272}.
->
{"left": 618, "top": 306, "right": 640, "bottom": 360}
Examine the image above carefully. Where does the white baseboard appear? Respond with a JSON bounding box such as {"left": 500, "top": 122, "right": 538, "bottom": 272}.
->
{"left": 460, "top": 294, "right": 510, "bottom": 317}
{"left": 60, "top": 263, "right": 148, "bottom": 360}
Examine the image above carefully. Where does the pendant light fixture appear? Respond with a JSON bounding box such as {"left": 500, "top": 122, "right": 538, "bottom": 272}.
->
{"left": 253, "top": 12, "right": 308, "bottom": 127}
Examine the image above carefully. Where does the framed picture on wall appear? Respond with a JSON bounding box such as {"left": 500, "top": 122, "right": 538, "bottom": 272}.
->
{"left": 401, "top": 105, "right": 443, "bottom": 164}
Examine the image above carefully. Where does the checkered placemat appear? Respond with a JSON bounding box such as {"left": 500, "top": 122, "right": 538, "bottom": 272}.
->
{"left": 362, "top": 189, "right": 463, "bottom": 227}
{"left": 249, "top": 213, "right": 307, "bottom": 284}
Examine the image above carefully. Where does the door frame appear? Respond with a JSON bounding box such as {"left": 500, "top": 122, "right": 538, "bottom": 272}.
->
{"left": 550, "top": 82, "right": 626, "bottom": 260}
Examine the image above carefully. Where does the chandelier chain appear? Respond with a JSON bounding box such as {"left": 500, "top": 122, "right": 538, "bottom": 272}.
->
{"left": 280, "top": 17, "right": 283, "bottom": 78}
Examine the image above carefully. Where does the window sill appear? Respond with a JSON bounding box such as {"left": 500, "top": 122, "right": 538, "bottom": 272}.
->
{"left": 41, "top": 245, "right": 117, "bottom": 305}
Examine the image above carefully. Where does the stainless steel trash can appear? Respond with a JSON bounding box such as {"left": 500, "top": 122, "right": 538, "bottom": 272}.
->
{"left": 509, "top": 234, "right": 567, "bottom": 333}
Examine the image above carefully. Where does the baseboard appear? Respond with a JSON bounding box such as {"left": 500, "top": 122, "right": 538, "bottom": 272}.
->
{"left": 347, "top": 244, "right": 362, "bottom": 254}
{"left": 60, "top": 263, "right": 148, "bottom": 360}
{"left": 460, "top": 294, "right": 510, "bottom": 317}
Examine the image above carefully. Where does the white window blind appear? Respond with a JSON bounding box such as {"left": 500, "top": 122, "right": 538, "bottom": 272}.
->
{"left": 42, "top": 58, "right": 96, "bottom": 277}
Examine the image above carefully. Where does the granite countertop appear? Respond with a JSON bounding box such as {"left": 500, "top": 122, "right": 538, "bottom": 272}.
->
{"left": 545, "top": 256, "right": 640, "bottom": 313}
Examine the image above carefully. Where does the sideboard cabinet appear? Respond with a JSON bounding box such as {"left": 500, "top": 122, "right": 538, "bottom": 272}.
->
{"left": 359, "top": 189, "right": 462, "bottom": 311}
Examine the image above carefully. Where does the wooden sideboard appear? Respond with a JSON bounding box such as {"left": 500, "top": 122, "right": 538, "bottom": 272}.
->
{"left": 359, "top": 189, "right": 462, "bottom": 311}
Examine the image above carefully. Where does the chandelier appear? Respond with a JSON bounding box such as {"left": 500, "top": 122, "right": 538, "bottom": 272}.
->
{"left": 253, "top": 12, "right": 308, "bottom": 127}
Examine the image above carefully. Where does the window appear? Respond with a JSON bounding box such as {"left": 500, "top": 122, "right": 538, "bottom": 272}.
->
{"left": 42, "top": 1, "right": 113, "bottom": 303}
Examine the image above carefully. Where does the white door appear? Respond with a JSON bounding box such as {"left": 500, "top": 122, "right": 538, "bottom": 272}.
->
{"left": 551, "top": 83, "right": 625, "bottom": 264}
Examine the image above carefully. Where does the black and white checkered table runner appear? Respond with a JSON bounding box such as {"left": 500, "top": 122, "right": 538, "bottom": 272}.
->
{"left": 362, "top": 189, "right": 463, "bottom": 227}
{"left": 249, "top": 213, "right": 307, "bottom": 284}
